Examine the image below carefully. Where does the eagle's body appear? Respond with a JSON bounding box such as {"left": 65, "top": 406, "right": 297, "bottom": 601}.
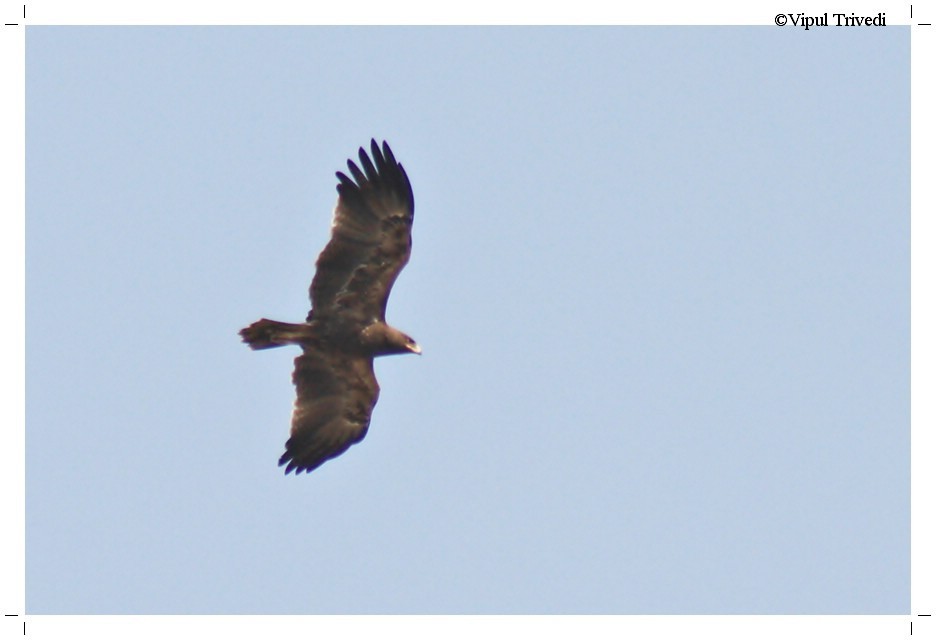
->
{"left": 240, "top": 140, "right": 419, "bottom": 474}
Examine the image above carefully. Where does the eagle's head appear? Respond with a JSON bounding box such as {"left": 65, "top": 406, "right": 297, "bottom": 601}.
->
{"left": 361, "top": 322, "right": 421, "bottom": 357}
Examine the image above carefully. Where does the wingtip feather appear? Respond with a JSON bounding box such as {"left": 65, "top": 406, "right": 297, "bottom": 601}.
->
{"left": 381, "top": 141, "right": 396, "bottom": 165}
{"left": 358, "top": 146, "right": 378, "bottom": 182}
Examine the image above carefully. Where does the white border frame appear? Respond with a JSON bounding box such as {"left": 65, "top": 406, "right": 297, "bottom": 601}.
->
{"left": 2, "top": 2, "right": 930, "bottom": 638}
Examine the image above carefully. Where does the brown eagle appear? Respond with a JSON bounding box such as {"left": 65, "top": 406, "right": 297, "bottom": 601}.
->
{"left": 240, "top": 140, "right": 420, "bottom": 474}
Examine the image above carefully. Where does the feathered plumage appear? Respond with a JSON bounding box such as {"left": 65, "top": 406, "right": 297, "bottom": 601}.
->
{"left": 240, "top": 140, "right": 419, "bottom": 474}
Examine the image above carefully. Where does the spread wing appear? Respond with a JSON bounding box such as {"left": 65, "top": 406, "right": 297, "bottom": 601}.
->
{"left": 280, "top": 350, "right": 380, "bottom": 474}
{"left": 308, "top": 139, "right": 415, "bottom": 324}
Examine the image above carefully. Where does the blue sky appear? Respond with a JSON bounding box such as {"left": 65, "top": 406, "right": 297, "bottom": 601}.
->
{"left": 25, "top": 26, "right": 909, "bottom": 614}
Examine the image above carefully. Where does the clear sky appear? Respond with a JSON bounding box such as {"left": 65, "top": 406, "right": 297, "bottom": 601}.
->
{"left": 25, "top": 26, "right": 909, "bottom": 614}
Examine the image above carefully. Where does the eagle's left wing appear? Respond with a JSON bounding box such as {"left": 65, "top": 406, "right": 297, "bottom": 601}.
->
{"left": 280, "top": 348, "right": 380, "bottom": 474}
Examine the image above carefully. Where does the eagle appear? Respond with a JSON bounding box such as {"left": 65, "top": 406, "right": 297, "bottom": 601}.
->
{"left": 240, "top": 140, "right": 420, "bottom": 474}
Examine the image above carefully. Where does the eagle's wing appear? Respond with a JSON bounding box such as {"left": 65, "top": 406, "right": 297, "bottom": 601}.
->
{"left": 308, "top": 139, "right": 415, "bottom": 323}
{"left": 279, "top": 349, "right": 380, "bottom": 474}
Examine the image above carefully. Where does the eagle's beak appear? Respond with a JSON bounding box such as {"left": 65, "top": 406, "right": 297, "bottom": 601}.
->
{"left": 408, "top": 343, "right": 422, "bottom": 355}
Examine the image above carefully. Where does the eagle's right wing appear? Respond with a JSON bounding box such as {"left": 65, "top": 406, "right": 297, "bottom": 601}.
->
{"left": 279, "top": 349, "right": 380, "bottom": 474}
{"left": 308, "top": 139, "right": 414, "bottom": 324}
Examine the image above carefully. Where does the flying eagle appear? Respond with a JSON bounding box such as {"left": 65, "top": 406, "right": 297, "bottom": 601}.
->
{"left": 240, "top": 140, "right": 420, "bottom": 474}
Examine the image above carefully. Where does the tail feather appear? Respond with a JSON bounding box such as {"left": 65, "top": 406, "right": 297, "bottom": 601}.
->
{"left": 240, "top": 319, "right": 309, "bottom": 350}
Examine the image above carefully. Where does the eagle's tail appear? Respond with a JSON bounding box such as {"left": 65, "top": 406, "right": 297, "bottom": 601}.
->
{"left": 239, "top": 319, "right": 311, "bottom": 350}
